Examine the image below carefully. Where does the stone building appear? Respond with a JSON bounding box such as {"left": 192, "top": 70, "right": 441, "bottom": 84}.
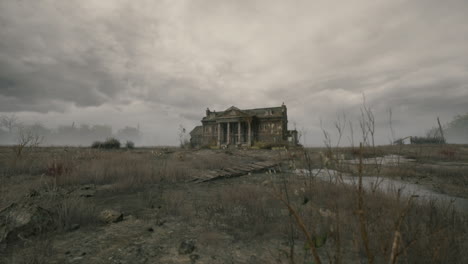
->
{"left": 190, "top": 104, "right": 298, "bottom": 147}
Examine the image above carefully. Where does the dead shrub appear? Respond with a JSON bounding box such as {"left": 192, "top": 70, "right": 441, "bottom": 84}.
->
{"left": 53, "top": 197, "right": 99, "bottom": 231}
{"left": 8, "top": 238, "right": 53, "bottom": 264}
{"left": 53, "top": 152, "right": 191, "bottom": 190}
{"left": 161, "top": 189, "right": 192, "bottom": 218}
{"left": 439, "top": 147, "right": 456, "bottom": 159}
{"left": 204, "top": 184, "right": 285, "bottom": 238}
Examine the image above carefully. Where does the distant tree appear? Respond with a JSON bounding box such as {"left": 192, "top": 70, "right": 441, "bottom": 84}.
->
{"left": 0, "top": 114, "right": 18, "bottom": 133}
{"left": 91, "top": 138, "right": 121, "bottom": 149}
{"left": 14, "top": 124, "right": 44, "bottom": 158}
{"left": 178, "top": 125, "right": 190, "bottom": 148}
{"left": 411, "top": 125, "right": 447, "bottom": 145}
{"left": 444, "top": 113, "right": 468, "bottom": 143}
{"left": 125, "top": 140, "right": 135, "bottom": 149}
{"left": 91, "top": 141, "right": 102, "bottom": 149}
{"left": 426, "top": 127, "right": 442, "bottom": 138}
{"left": 103, "top": 138, "right": 121, "bottom": 149}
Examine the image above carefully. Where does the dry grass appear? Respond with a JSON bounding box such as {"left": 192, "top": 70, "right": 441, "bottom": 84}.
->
{"left": 7, "top": 238, "right": 53, "bottom": 264}
{"left": 0, "top": 149, "right": 194, "bottom": 192}
{"left": 286, "top": 142, "right": 468, "bottom": 263}
{"left": 203, "top": 183, "right": 285, "bottom": 238}
{"left": 53, "top": 152, "right": 170, "bottom": 187}
{"left": 273, "top": 173, "right": 468, "bottom": 263}
{"left": 53, "top": 197, "right": 99, "bottom": 231}
{"left": 1, "top": 146, "right": 467, "bottom": 263}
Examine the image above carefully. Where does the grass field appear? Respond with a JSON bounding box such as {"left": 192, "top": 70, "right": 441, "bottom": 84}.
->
{"left": 0, "top": 144, "right": 467, "bottom": 263}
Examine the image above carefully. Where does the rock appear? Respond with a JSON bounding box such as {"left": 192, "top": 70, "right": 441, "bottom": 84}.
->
{"left": 98, "top": 209, "right": 123, "bottom": 224}
{"left": 178, "top": 239, "right": 196, "bottom": 255}
{"left": 0, "top": 202, "right": 54, "bottom": 244}
{"left": 69, "top": 223, "right": 80, "bottom": 231}
{"left": 71, "top": 184, "right": 96, "bottom": 198}
{"left": 190, "top": 254, "right": 200, "bottom": 263}
{"left": 155, "top": 219, "right": 166, "bottom": 226}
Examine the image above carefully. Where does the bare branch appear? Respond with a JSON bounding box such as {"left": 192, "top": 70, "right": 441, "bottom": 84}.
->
{"left": 0, "top": 114, "right": 18, "bottom": 133}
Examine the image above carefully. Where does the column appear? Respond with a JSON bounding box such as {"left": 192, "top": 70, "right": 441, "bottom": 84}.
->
{"left": 238, "top": 121, "right": 241, "bottom": 144}
{"left": 217, "top": 123, "right": 221, "bottom": 146}
{"left": 227, "top": 122, "right": 230, "bottom": 144}
{"left": 248, "top": 120, "right": 252, "bottom": 146}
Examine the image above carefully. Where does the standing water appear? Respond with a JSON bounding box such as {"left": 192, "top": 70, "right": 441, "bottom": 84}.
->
{"left": 294, "top": 168, "right": 468, "bottom": 213}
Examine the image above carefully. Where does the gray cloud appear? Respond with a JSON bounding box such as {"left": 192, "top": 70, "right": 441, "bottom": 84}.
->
{"left": 1, "top": 0, "right": 467, "bottom": 145}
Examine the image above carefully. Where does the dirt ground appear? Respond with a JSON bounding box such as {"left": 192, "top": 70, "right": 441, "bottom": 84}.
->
{"left": 0, "top": 146, "right": 467, "bottom": 263}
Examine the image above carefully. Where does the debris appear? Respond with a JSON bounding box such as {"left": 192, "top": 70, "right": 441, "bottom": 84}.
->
{"left": 98, "top": 209, "right": 123, "bottom": 224}
{"left": 0, "top": 202, "right": 54, "bottom": 244}
{"left": 70, "top": 184, "right": 96, "bottom": 198}
{"left": 190, "top": 254, "right": 200, "bottom": 263}
{"left": 178, "top": 239, "right": 196, "bottom": 255}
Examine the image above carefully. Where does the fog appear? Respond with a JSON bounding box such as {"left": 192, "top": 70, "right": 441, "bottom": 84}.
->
{"left": 0, "top": 116, "right": 148, "bottom": 147}
{"left": 1, "top": 111, "right": 466, "bottom": 147}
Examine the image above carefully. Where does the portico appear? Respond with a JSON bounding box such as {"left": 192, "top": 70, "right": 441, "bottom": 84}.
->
{"left": 216, "top": 119, "right": 252, "bottom": 146}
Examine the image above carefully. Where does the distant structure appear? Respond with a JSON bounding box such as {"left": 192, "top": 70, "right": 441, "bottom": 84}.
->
{"left": 190, "top": 104, "right": 298, "bottom": 147}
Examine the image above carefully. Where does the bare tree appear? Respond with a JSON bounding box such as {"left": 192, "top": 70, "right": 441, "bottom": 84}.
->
{"left": 359, "top": 94, "right": 375, "bottom": 148}
{"left": 437, "top": 116, "right": 445, "bottom": 144}
{"left": 14, "top": 125, "right": 44, "bottom": 158}
{"left": 178, "top": 125, "right": 189, "bottom": 148}
{"left": 334, "top": 112, "right": 347, "bottom": 148}
{"left": 0, "top": 114, "right": 18, "bottom": 133}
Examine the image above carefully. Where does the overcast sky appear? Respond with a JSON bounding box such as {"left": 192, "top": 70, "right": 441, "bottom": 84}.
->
{"left": 1, "top": 0, "right": 467, "bottom": 146}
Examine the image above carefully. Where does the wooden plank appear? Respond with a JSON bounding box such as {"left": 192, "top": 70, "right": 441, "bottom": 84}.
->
{"left": 252, "top": 161, "right": 272, "bottom": 166}
{"left": 204, "top": 171, "right": 219, "bottom": 177}
{"left": 242, "top": 165, "right": 258, "bottom": 170}
{"left": 200, "top": 174, "right": 226, "bottom": 182}
{"left": 194, "top": 161, "right": 282, "bottom": 183}
{"left": 224, "top": 168, "right": 245, "bottom": 174}
{"left": 229, "top": 170, "right": 247, "bottom": 175}
{"left": 235, "top": 165, "right": 253, "bottom": 171}
{"left": 249, "top": 164, "right": 267, "bottom": 169}
{"left": 214, "top": 171, "right": 229, "bottom": 177}
{"left": 261, "top": 162, "right": 278, "bottom": 168}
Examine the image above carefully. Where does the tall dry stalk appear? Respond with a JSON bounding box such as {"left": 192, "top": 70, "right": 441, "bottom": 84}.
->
{"left": 357, "top": 142, "right": 374, "bottom": 263}
{"left": 274, "top": 190, "right": 322, "bottom": 264}
{"left": 388, "top": 195, "right": 417, "bottom": 264}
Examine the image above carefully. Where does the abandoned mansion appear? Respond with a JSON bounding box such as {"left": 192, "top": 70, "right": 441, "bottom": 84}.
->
{"left": 190, "top": 104, "right": 298, "bottom": 147}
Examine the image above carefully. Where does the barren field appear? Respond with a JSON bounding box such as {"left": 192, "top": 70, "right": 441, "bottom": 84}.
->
{"left": 1, "top": 145, "right": 467, "bottom": 263}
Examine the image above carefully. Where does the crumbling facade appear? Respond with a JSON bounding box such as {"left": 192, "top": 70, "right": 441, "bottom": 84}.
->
{"left": 190, "top": 104, "right": 298, "bottom": 147}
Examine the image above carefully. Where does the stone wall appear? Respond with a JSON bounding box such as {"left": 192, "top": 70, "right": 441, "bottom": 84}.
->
{"left": 201, "top": 123, "right": 218, "bottom": 146}
{"left": 256, "top": 119, "right": 284, "bottom": 143}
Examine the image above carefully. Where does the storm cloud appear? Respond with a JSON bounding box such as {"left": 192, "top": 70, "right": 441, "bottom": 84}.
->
{"left": 1, "top": 0, "right": 467, "bottom": 145}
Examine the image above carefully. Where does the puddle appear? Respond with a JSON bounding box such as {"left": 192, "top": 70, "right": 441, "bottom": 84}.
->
{"left": 294, "top": 169, "right": 468, "bottom": 213}
{"left": 344, "top": 154, "right": 416, "bottom": 165}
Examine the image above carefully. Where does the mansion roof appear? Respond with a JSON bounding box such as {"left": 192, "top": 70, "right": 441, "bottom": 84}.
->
{"left": 202, "top": 106, "right": 285, "bottom": 122}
